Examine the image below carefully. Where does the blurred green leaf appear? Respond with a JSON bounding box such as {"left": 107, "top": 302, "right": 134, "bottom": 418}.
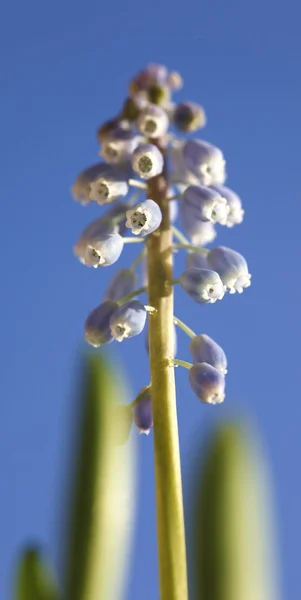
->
{"left": 63, "top": 352, "right": 136, "bottom": 600}
{"left": 191, "top": 422, "right": 280, "bottom": 600}
{"left": 12, "top": 546, "right": 60, "bottom": 600}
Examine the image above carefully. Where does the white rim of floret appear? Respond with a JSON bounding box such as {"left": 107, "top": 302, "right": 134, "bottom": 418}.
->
{"left": 202, "top": 283, "right": 226, "bottom": 303}
{"left": 206, "top": 391, "right": 225, "bottom": 404}
{"left": 111, "top": 321, "right": 131, "bottom": 342}
{"left": 89, "top": 179, "right": 110, "bottom": 202}
{"left": 125, "top": 207, "right": 151, "bottom": 235}
{"left": 227, "top": 273, "right": 251, "bottom": 294}
{"left": 226, "top": 207, "right": 245, "bottom": 227}
{"left": 210, "top": 197, "right": 230, "bottom": 225}
{"left": 86, "top": 245, "right": 106, "bottom": 268}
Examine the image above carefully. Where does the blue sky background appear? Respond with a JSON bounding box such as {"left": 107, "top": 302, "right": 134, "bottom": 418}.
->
{"left": 1, "top": 0, "right": 300, "bottom": 597}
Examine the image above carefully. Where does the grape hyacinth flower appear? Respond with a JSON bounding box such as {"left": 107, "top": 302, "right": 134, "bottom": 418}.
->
{"left": 180, "top": 206, "right": 217, "bottom": 245}
{"left": 136, "top": 104, "right": 169, "bottom": 138}
{"left": 180, "top": 268, "right": 226, "bottom": 304}
{"left": 182, "top": 139, "right": 226, "bottom": 186}
{"left": 183, "top": 185, "right": 229, "bottom": 225}
{"left": 189, "top": 362, "right": 225, "bottom": 404}
{"left": 210, "top": 184, "right": 244, "bottom": 227}
{"left": 189, "top": 334, "right": 227, "bottom": 374}
{"left": 173, "top": 101, "right": 206, "bottom": 132}
{"left": 104, "top": 268, "right": 138, "bottom": 302}
{"left": 85, "top": 300, "right": 118, "bottom": 347}
{"left": 74, "top": 230, "right": 124, "bottom": 267}
{"left": 133, "top": 387, "right": 153, "bottom": 434}
{"left": 207, "top": 246, "right": 251, "bottom": 294}
{"left": 71, "top": 62, "right": 252, "bottom": 598}
{"left": 110, "top": 300, "right": 147, "bottom": 342}
{"left": 89, "top": 172, "right": 129, "bottom": 204}
{"left": 125, "top": 199, "right": 162, "bottom": 236}
{"left": 131, "top": 143, "right": 164, "bottom": 179}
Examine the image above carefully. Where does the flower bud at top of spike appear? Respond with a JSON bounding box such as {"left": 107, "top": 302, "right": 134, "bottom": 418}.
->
{"left": 180, "top": 203, "right": 217, "bottom": 245}
{"left": 166, "top": 71, "right": 183, "bottom": 90}
{"left": 183, "top": 139, "right": 226, "bottom": 186}
{"left": 104, "top": 268, "right": 138, "bottom": 302}
{"left": 89, "top": 172, "right": 129, "bottom": 205}
{"left": 74, "top": 229, "right": 124, "bottom": 268}
{"left": 180, "top": 268, "right": 226, "bottom": 304}
{"left": 183, "top": 185, "right": 229, "bottom": 225}
{"left": 185, "top": 252, "right": 209, "bottom": 270}
{"left": 85, "top": 300, "right": 119, "bottom": 347}
{"left": 101, "top": 127, "right": 139, "bottom": 164}
{"left": 110, "top": 300, "right": 147, "bottom": 342}
{"left": 210, "top": 184, "right": 244, "bottom": 227}
{"left": 207, "top": 246, "right": 251, "bottom": 294}
{"left": 189, "top": 334, "right": 227, "bottom": 374}
{"left": 131, "top": 144, "right": 164, "bottom": 179}
{"left": 133, "top": 387, "right": 153, "bottom": 434}
{"left": 125, "top": 199, "right": 162, "bottom": 236}
{"left": 71, "top": 162, "right": 116, "bottom": 205}
{"left": 189, "top": 362, "right": 225, "bottom": 404}
{"left": 173, "top": 102, "right": 206, "bottom": 132}
{"left": 129, "top": 64, "right": 168, "bottom": 95}
{"left": 136, "top": 104, "right": 169, "bottom": 138}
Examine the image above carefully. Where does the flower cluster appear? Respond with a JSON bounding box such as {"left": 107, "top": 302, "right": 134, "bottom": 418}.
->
{"left": 72, "top": 62, "right": 251, "bottom": 436}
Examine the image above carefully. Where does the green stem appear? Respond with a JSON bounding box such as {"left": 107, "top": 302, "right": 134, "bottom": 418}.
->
{"left": 173, "top": 317, "right": 196, "bottom": 339}
{"left": 117, "top": 286, "right": 147, "bottom": 305}
{"left": 147, "top": 145, "right": 188, "bottom": 600}
{"left": 172, "top": 359, "right": 193, "bottom": 370}
{"left": 123, "top": 237, "right": 146, "bottom": 244}
{"left": 172, "top": 226, "right": 190, "bottom": 246}
{"left": 128, "top": 178, "right": 147, "bottom": 190}
{"left": 173, "top": 242, "right": 209, "bottom": 253}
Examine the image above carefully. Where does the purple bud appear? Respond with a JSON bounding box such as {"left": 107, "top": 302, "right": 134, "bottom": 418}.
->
{"left": 110, "top": 300, "right": 147, "bottom": 342}
{"left": 207, "top": 246, "right": 251, "bottom": 294}
{"left": 173, "top": 101, "right": 206, "bottom": 132}
{"left": 180, "top": 204, "right": 217, "bottom": 245}
{"left": 104, "top": 268, "right": 138, "bottom": 302}
{"left": 180, "top": 268, "right": 225, "bottom": 304}
{"left": 136, "top": 104, "right": 169, "bottom": 138}
{"left": 185, "top": 252, "right": 209, "bottom": 270}
{"left": 210, "top": 184, "right": 244, "bottom": 227}
{"left": 85, "top": 300, "right": 118, "bottom": 346}
{"left": 189, "top": 363, "right": 225, "bottom": 404}
{"left": 189, "top": 334, "right": 227, "bottom": 374}
{"left": 183, "top": 185, "right": 229, "bottom": 225}
{"left": 183, "top": 139, "right": 226, "bottom": 186}
{"left": 131, "top": 144, "right": 164, "bottom": 179}
{"left": 126, "top": 199, "right": 162, "bottom": 236}
{"left": 133, "top": 388, "right": 153, "bottom": 434}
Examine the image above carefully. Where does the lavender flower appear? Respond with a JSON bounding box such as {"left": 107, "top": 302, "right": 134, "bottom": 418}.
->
{"left": 180, "top": 205, "right": 217, "bottom": 245}
{"left": 133, "top": 388, "right": 153, "bottom": 434}
{"left": 126, "top": 199, "right": 162, "bottom": 236}
{"left": 71, "top": 162, "right": 116, "bottom": 205}
{"left": 74, "top": 229, "right": 124, "bottom": 268}
{"left": 207, "top": 246, "right": 251, "bottom": 294}
{"left": 182, "top": 139, "right": 226, "bottom": 186}
{"left": 183, "top": 185, "right": 229, "bottom": 225}
{"left": 131, "top": 144, "right": 164, "bottom": 179}
{"left": 101, "top": 127, "right": 139, "bottom": 164}
{"left": 189, "top": 334, "right": 227, "bottom": 374}
{"left": 85, "top": 300, "right": 118, "bottom": 346}
{"left": 189, "top": 362, "right": 225, "bottom": 404}
{"left": 210, "top": 184, "right": 244, "bottom": 227}
{"left": 170, "top": 141, "right": 200, "bottom": 187}
{"left": 136, "top": 104, "right": 169, "bottom": 138}
{"left": 104, "top": 268, "right": 138, "bottom": 302}
{"left": 89, "top": 172, "right": 129, "bottom": 204}
{"left": 179, "top": 268, "right": 226, "bottom": 304}
{"left": 110, "top": 300, "right": 147, "bottom": 342}
{"left": 185, "top": 252, "right": 209, "bottom": 270}
{"left": 173, "top": 101, "right": 206, "bottom": 132}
